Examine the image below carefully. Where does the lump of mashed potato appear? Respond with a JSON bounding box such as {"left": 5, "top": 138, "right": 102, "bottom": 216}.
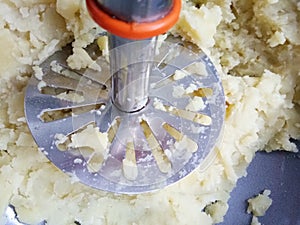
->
{"left": 0, "top": 0, "right": 299, "bottom": 225}
{"left": 247, "top": 189, "right": 273, "bottom": 225}
{"left": 247, "top": 189, "right": 272, "bottom": 217}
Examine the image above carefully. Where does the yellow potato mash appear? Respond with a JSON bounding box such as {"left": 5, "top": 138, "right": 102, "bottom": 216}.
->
{"left": 0, "top": 0, "right": 299, "bottom": 224}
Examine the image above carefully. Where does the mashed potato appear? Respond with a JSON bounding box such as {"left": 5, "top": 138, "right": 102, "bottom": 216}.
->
{"left": 247, "top": 189, "right": 273, "bottom": 225}
{"left": 247, "top": 189, "right": 272, "bottom": 217}
{"left": 0, "top": 0, "right": 299, "bottom": 224}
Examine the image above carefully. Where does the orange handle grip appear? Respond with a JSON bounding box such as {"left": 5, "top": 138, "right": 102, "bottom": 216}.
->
{"left": 86, "top": 0, "right": 181, "bottom": 40}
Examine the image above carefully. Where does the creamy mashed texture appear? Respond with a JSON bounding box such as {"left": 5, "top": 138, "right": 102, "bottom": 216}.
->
{"left": 0, "top": 0, "right": 299, "bottom": 224}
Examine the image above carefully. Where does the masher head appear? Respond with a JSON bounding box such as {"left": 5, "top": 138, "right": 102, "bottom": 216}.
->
{"left": 25, "top": 35, "right": 225, "bottom": 194}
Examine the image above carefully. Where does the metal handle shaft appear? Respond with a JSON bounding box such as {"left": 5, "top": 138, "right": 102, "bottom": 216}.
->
{"left": 90, "top": 0, "right": 176, "bottom": 112}
{"left": 96, "top": 0, "right": 173, "bottom": 22}
{"left": 108, "top": 34, "right": 157, "bottom": 112}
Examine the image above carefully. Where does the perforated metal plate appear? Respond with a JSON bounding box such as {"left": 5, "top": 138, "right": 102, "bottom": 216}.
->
{"left": 25, "top": 35, "right": 225, "bottom": 194}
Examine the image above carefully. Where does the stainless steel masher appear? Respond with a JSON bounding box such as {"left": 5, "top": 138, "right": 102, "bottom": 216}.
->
{"left": 24, "top": 0, "right": 225, "bottom": 194}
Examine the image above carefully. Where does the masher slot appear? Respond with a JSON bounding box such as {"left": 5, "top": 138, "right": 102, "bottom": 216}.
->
{"left": 41, "top": 68, "right": 109, "bottom": 105}
{"left": 40, "top": 103, "right": 105, "bottom": 123}
{"left": 54, "top": 65, "right": 107, "bottom": 90}
{"left": 164, "top": 105, "right": 212, "bottom": 126}
{"left": 122, "top": 141, "right": 138, "bottom": 180}
{"left": 107, "top": 117, "right": 121, "bottom": 143}
{"left": 140, "top": 119, "right": 172, "bottom": 173}
{"left": 54, "top": 122, "right": 109, "bottom": 173}
{"left": 42, "top": 70, "right": 80, "bottom": 90}
{"left": 40, "top": 112, "right": 101, "bottom": 148}
{"left": 152, "top": 69, "right": 214, "bottom": 92}
{"left": 40, "top": 86, "right": 83, "bottom": 98}
{"left": 40, "top": 108, "right": 72, "bottom": 123}
{"left": 162, "top": 123, "right": 198, "bottom": 153}
{"left": 151, "top": 77, "right": 215, "bottom": 119}
{"left": 50, "top": 62, "right": 82, "bottom": 80}
{"left": 76, "top": 63, "right": 111, "bottom": 86}
{"left": 149, "top": 68, "right": 189, "bottom": 89}
{"left": 150, "top": 98, "right": 209, "bottom": 146}
{"left": 154, "top": 42, "right": 181, "bottom": 70}
{"left": 54, "top": 121, "right": 98, "bottom": 151}
{"left": 157, "top": 49, "right": 200, "bottom": 79}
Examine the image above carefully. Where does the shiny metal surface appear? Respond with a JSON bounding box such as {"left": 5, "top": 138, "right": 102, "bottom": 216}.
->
{"left": 96, "top": 0, "right": 173, "bottom": 22}
{"left": 108, "top": 34, "right": 157, "bottom": 112}
{"left": 24, "top": 35, "right": 225, "bottom": 194}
